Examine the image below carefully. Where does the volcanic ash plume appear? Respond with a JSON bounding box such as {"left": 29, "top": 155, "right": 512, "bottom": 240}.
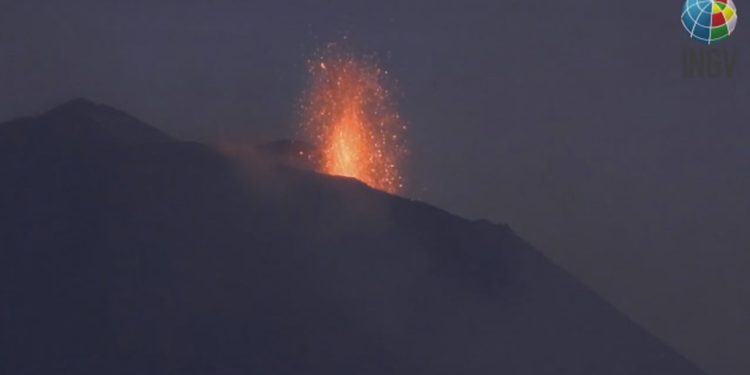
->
{"left": 299, "top": 46, "right": 407, "bottom": 194}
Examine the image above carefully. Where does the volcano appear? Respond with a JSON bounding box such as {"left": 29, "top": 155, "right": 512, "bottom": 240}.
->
{"left": 0, "top": 99, "right": 705, "bottom": 374}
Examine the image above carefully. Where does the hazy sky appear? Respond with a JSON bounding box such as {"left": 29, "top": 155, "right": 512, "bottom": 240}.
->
{"left": 1, "top": 1, "right": 748, "bottom": 374}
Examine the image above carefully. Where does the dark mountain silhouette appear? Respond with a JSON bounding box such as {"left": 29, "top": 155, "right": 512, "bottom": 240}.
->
{"left": 0, "top": 99, "right": 705, "bottom": 375}
{"left": 0, "top": 98, "right": 170, "bottom": 152}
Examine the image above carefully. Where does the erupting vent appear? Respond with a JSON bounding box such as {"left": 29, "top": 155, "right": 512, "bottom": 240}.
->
{"left": 300, "top": 44, "right": 408, "bottom": 194}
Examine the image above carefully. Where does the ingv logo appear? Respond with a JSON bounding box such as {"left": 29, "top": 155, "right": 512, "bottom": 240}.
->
{"left": 682, "top": 0, "right": 738, "bottom": 44}
{"left": 681, "top": 0, "right": 739, "bottom": 78}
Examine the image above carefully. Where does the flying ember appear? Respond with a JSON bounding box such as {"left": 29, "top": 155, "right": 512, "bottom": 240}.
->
{"left": 299, "top": 45, "right": 407, "bottom": 194}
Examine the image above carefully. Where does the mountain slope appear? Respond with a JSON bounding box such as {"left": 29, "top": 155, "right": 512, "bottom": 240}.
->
{"left": 0, "top": 100, "right": 705, "bottom": 374}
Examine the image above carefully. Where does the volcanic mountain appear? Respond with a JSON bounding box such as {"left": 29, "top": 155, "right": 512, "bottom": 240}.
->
{"left": 0, "top": 99, "right": 705, "bottom": 374}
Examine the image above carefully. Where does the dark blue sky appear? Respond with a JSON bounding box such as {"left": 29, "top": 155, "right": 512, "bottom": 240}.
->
{"left": 1, "top": 1, "right": 748, "bottom": 374}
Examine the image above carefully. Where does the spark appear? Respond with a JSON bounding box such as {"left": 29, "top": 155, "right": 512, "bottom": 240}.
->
{"left": 299, "top": 45, "right": 407, "bottom": 194}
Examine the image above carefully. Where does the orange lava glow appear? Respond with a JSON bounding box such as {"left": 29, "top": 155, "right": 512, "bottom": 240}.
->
{"left": 300, "top": 45, "right": 407, "bottom": 194}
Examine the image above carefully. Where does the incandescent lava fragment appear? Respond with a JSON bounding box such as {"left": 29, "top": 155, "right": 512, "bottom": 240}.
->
{"left": 299, "top": 45, "right": 407, "bottom": 194}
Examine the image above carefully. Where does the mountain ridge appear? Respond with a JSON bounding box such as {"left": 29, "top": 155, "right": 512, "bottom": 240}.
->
{"left": 0, "top": 99, "right": 706, "bottom": 374}
{"left": 0, "top": 98, "right": 171, "bottom": 154}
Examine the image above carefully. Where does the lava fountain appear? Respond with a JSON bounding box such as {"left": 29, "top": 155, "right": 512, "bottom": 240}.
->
{"left": 299, "top": 45, "right": 407, "bottom": 194}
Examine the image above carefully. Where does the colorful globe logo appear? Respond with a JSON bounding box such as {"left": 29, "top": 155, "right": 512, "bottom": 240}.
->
{"left": 682, "top": 0, "right": 738, "bottom": 44}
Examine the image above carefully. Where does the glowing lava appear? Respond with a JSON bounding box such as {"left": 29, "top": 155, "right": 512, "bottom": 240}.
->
{"left": 300, "top": 45, "right": 407, "bottom": 194}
